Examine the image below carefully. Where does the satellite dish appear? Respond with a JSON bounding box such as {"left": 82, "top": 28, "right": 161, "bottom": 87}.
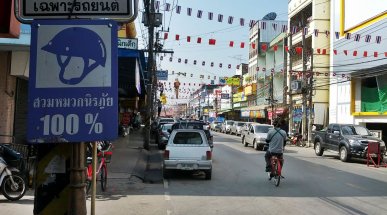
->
{"left": 262, "top": 12, "right": 277, "bottom": 20}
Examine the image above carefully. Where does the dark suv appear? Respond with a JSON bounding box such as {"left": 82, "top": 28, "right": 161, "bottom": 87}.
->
{"left": 170, "top": 121, "right": 214, "bottom": 149}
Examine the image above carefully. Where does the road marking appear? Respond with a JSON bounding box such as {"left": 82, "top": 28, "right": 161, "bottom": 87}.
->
{"left": 163, "top": 179, "right": 169, "bottom": 189}
{"left": 164, "top": 192, "right": 171, "bottom": 201}
{"left": 345, "top": 182, "right": 366, "bottom": 191}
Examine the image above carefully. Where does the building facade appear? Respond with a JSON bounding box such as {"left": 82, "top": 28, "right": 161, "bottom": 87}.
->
{"left": 330, "top": 0, "right": 387, "bottom": 142}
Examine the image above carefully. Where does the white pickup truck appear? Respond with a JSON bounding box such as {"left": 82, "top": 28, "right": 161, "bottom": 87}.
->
{"left": 163, "top": 129, "right": 213, "bottom": 180}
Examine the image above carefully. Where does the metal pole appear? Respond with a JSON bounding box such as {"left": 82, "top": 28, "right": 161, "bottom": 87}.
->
{"left": 301, "top": 17, "right": 308, "bottom": 146}
{"left": 68, "top": 143, "right": 86, "bottom": 215}
{"left": 144, "top": 0, "right": 155, "bottom": 150}
{"left": 91, "top": 142, "right": 97, "bottom": 215}
{"left": 307, "top": 49, "right": 314, "bottom": 147}
{"left": 288, "top": 34, "right": 294, "bottom": 134}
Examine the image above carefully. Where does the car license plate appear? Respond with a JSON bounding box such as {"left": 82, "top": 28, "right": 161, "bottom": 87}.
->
{"left": 181, "top": 164, "right": 194, "bottom": 170}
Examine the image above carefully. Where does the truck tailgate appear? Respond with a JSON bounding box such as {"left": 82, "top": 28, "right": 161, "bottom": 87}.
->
{"left": 168, "top": 145, "right": 210, "bottom": 160}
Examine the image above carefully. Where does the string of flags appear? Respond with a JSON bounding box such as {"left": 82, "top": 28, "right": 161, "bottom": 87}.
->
{"left": 154, "top": 1, "right": 382, "bottom": 44}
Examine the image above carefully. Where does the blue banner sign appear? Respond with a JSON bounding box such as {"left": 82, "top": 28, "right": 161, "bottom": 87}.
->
{"left": 27, "top": 20, "right": 118, "bottom": 143}
{"left": 156, "top": 70, "right": 168, "bottom": 80}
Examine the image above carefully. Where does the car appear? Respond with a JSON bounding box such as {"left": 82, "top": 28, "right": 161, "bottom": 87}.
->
{"left": 170, "top": 121, "right": 214, "bottom": 148}
{"left": 313, "top": 124, "right": 386, "bottom": 162}
{"left": 242, "top": 123, "right": 274, "bottom": 150}
{"left": 163, "top": 129, "right": 213, "bottom": 180}
{"left": 156, "top": 123, "right": 173, "bottom": 150}
{"left": 240, "top": 122, "right": 253, "bottom": 137}
{"left": 230, "top": 121, "right": 246, "bottom": 136}
{"left": 152, "top": 118, "right": 176, "bottom": 136}
{"left": 221, "top": 120, "right": 235, "bottom": 134}
{"left": 210, "top": 121, "right": 222, "bottom": 131}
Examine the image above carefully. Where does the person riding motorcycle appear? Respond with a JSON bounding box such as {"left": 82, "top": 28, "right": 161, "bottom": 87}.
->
{"left": 265, "top": 118, "right": 288, "bottom": 173}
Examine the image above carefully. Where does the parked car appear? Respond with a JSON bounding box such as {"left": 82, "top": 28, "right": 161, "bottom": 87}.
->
{"left": 156, "top": 123, "right": 173, "bottom": 150}
{"left": 163, "top": 129, "right": 213, "bottom": 180}
{"left": 242, "top": 123, "right": 274, "bottom": 150}
{"left": 313, "top": 124, "right": 386, "bottom": 162}
{"left": 213, "top": 122, "right": 223, "bottom": 132}
{"left": 152, "top": 118, "right": 176, "bottom": 137}
{"left": 230, "top": 121, "right": 246, "bottom": 136}
{"left": 210, "top": 121, "right": 221, "bottom": 131}
{"left": 240, "top": 122, "right": 253, "bottom": 137}
{"left": 170, "top": 121, "right": 213, "bottom": 148}
{"left": 221, "top": 120, "right": 235, "bottom": 134}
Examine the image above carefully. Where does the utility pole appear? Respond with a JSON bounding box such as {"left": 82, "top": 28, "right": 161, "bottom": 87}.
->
{"left": 301, "top": 14, "right": 308, "bottom": 146}
{"left": 288, "top": 34, "right": 293, "bottom": 133}
{"left": 144, "top": 0, "right": 155, "bottom": 150}
{"left": 307, "top": 49, "right": 314, "bottom": 147}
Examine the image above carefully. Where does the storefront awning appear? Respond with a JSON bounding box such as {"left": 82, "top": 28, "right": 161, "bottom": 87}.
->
{"left": 118, "top": 49, "right": 147, "bottom": 98}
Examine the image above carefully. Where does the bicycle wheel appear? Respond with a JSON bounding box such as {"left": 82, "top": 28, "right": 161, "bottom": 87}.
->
{"left": 274, "top": 162, "right": 281, "bottom": 187}
{"left": 100, "top": 164, "right": 107, "bottom": 191}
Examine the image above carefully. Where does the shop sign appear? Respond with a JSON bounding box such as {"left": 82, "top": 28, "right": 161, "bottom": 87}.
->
{"left": 221, "top": 93, "right": 229, "bottom": 99}
{"left": 241, "top": 110, "right": 250, "bottom": 117}
{"left": 234, "top": 103, "right": 241, "bottom": 108}
{"left": 244, "top": 85, "right": 252, "bottom": 95}
{"left": 118, "top": 38, "right": 138, "bottom": 49}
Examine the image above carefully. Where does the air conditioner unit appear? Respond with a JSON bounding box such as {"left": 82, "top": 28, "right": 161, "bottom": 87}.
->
{"left": 291, "top": 80, "right": 302, "bottom": 91}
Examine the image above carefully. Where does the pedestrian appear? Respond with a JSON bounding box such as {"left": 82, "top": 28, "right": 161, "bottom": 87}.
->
{"left": 157, "top": 99, "right": 162, "bottom": 117}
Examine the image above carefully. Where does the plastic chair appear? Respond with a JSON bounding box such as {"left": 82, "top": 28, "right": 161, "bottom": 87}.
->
{"left": 367, "top": 142, "right": 387, "bottom": 168}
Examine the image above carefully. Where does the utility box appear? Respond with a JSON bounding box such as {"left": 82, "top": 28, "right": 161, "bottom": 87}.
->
{"left": 0, "top": 0, "right": 20, "bottom": 38}
{"left": 142, "top": 12, "right": 162, "bottom": 27}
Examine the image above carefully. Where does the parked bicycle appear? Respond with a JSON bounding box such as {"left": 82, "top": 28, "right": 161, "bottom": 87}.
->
{"left": 268, "top": 155, "right": 284, "bottom": 187}
{"left": 85, "top": 141, "right": 113, "bottom": 194}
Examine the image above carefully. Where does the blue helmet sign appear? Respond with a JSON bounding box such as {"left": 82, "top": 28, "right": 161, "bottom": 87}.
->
{"left": 27, "top": 20, "right": 118, "bottom": 143}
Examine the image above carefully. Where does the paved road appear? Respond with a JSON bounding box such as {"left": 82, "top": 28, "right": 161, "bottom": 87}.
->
{"left": 2, "top": 132, "right": 387, "bottom": 215}
{"left": 161, "top": 132, "right": 387, "bottom": 215}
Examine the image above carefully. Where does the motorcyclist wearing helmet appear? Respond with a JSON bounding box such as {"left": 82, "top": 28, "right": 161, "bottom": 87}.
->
{"left": 265, "top": 118, "right": 287, "bottom": 172}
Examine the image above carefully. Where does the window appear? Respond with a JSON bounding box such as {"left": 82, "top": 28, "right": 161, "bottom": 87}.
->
{"left": 332, "top": 125, "right": 340, "bottom": 133}
{"left": 173, "top": 132, "right": 203, "bottom": 145}
{"left": 254, "top": 125, "right": 271, "bottom": 133}
{"left": 250, "top": 126, "right": 254, "bottom": 133}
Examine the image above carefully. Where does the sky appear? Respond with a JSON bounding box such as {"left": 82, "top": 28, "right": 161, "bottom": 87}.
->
{"left": 136, "top": 0, "right": 289, "bottom": 104}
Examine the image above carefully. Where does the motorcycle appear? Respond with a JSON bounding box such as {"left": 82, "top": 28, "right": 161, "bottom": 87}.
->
{"left": 119, "top": 124, "right": 130, "bottom": 137}
{"left": 0, "top": 145, "right": 27, "bottom": 201}
{"left": 290, "top": 133, "right": 304, "bottom": 147}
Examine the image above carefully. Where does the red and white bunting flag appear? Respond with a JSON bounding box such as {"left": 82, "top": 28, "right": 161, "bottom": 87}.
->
{"left": 314, "top": 29, "right": 319, "bottom": 37}
{"left": 176, "top": 5, "right": 181, "bottom": 14}
{"left": 376, "top": 36, "right": 382, "bottom": 44}
{"left": 385, "top": 52, "right": 387, "bottom": 57}
{"left": 208, "top": 12, "right": 213, "bottom": 20}
{"left": 333, "top": 50, "right": 337, "bottom": 55}
{"left": 249, "top": 20, "right": 256, "bottom": 28}
{"left": 197, "top": 10, "right": 203, "bottom": 18}
{"left": 164, "top": 32, "right": 168, "bottom": 39}
{"left": 317, "top": 48, "right": 321, "bottom": 54}
{"left": 209, "top": 39, "right": 216, "bottom": 45}
{"left": 240, "top": 18, "right": 245, "bottom": 26}
{"left": 187, "top": 36, "right": 191, "bottom": 42}
{"left": 219, "top": 63, "right": 222, "bottom": 68}
{"left": 261, "top": 43, "right": 267, "bottom": 51}
{"left": 228, "top": 64, "right": 232, "bottom": 69}
{"left": 345, "top": 33, "right": 351, "bottom": 39}
{"left": 228, "top": 16, "right": 234, "bottom": 24}
{"left": 251, "top": 43, "right": 256, "bottom": 49}
{"left": 291, "top": 26, "right": 298, "bottom": 34}
{"left": 343, "top": 50, "right": 348, "bottom": 55}
{"left": 175, "top": 34, "right": 180, "bottom": 40}
{"left": 296, "top": 47, "right": 302, "bottom": 55}
{"left": 363, "top": 51, "right": 368, "bottom": 57}
{"left": 281, "top": 25, "right": 288, "bottom": 33}
{"left": 178, "top": 58, "right": 181, "bottom": 63}
{"left": 155, "top": 1, "right": 160, "bottom": 10}
{"left": 229, "top": 41, "right": 234, "bottom": 47}
{"left": 335, "top": 32, "right": 340, "bottom": 39}
{"left": 160, "top": 56, "right": 163, "bottom": 60}
{"left": 374, "top": 52, "right": 378, "bottom": 57}
{"left": 218, "top": 14, "right": 223, "bottom": 22}
{"left": 322, "top": 49, "right": 327, "bottom": 55}
{"left": 202, "top": 61, "right": 205, "bottom": 66}
{"left": 303, "top": 27, "right": 308, "bottom": 35}
{"left": 191, "top": 74, "right": 193, "bottom": 77}
{"left": 197, "top": 37, "right": 202, "bottom": 43}
{"left": 187, "top": 8, "right": 192, "bottom": 16}
{"left": 240, "top": 42, "right": 245, "bottom": 48}
{"left": 169, "top": 57, "right": 173, "bottom": 62}
{"left": 184, "top": 59, "right": 188, "bottom": 64}
{"left": 273, "top": 45, "right": 278, "bottom": 51}
{"left": 260, "top": 21, "right": 266, "bottom": 29}
{"left": 325, "top": 30, "right": 330, "bottom": 37}
{"left": 365, "top": 35, "right": 371, "bottom": 43}
{"left": 284, "top": 46, "right": 289, "bottom": 52}
{"left": 165, "top": 3, "right": 171, "bottom": 11}
{"left": 353, "top": 51, "right": 358, "bottom": 56}
{"left": 354, "top": 34, "right": 361, "bottom": 42}
{"left": 272, "top": 23, "right": 278, "bottom": 31}
{"left": 193, "top": 60, "right": 197, "bottom": 65}
{"left": 211, "top": 62, "right": 214, "bottom": 67}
